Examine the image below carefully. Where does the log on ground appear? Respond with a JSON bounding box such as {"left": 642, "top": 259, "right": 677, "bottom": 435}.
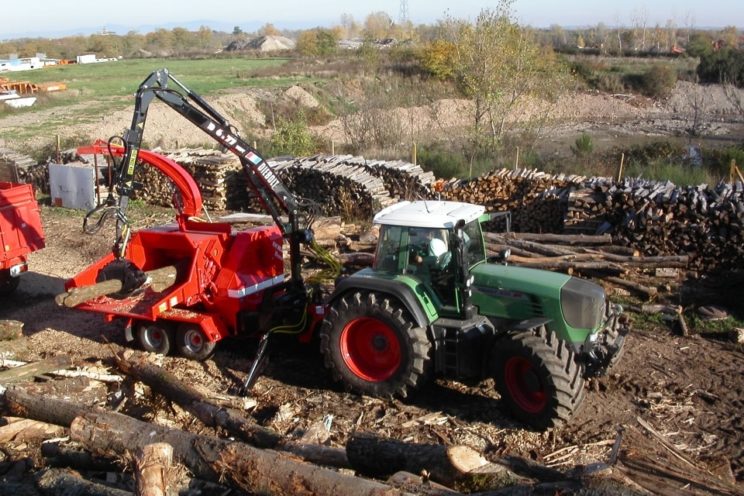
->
{"left": 70, "top": 410, "right": 407, "bottom": 496}
{"left": 114, "top": 350, "right": 349, "bottom": 469}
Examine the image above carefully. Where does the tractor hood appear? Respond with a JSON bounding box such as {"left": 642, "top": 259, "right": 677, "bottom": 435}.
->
{"left": 470, "top": 262, "right": 606, "bottom": 343}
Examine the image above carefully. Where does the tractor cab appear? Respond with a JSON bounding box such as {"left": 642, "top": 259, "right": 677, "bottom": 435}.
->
{"left": 372, "top": 201, "right": 487, "bottom": 315}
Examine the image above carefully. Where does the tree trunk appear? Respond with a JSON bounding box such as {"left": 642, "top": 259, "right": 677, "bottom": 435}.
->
{"left": 0, "top": 417, "right": 65, "bottom": 444}
{"left": 134, "top": 443, "right": 173, "bottom": 496}
{"left": 4, "top": 385, "right": 97, "bottom": 426}
{"left": 70, "top": 411, "right": 406, "bottom": 496}
{"left": 114, "top": 350, "right": 349, "bottom": 468}
{"left": 56, "top": 265, "right": 178, "bottom": 307}
{"left": 347, "top": 432, "right": 488, "bottom": 485}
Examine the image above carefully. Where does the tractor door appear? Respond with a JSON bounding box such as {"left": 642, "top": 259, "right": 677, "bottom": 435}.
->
{"left": 405, "top": 227, "right": 459, "bottom": 312}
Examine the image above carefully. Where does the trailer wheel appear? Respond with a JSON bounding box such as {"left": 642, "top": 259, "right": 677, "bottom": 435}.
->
{"left": 0, "top": 270, "right": 20, "bottom": 296}
{"left": 135, "top": 321, "right": 175, "bottom": 355}
{"left": 177, "top": 324, "right": 216, "bottom": 361}
{"left": 320, "top": 291, "right": 431, "bottom": 398}
{"left": 492, "top": 325, "right": 585, "bottom": 430}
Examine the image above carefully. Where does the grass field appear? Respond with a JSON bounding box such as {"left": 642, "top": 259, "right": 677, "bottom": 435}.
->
{"left": 15, "top": 57, "right": 295, "bottom": 97}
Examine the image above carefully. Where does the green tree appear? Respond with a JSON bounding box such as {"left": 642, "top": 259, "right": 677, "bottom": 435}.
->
{"left": 270, "top": 115, "right": 316, "bottom": 156}
{"left": 419, "top": 39, "right": 456, "bottom": 79}
{"left": 316, "top": 29, "right": 338, "bottom": 55}
{"left": 446, "top": 2, "right": 569, "bottom": 156}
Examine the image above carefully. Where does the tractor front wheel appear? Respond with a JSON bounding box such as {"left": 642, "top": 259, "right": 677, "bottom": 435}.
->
{"left": 135, "top": 321, "right": 175, "bottom": 355}
{"left": 320, "top": 291, "right": 431, "bottom": 398}
{"left": 492, "top": 325, "right": 585, "bottom": 430}
{"left": 176, "top": 324, "right": 217, "bottom": 361}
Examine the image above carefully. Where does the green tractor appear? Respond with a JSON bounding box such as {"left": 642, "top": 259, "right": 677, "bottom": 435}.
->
{"left": 320, "top": 200, "right": 627, "bottom": 430}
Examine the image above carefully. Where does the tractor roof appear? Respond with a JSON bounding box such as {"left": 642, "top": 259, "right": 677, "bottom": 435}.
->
{"left": 374, "top": 201, "right": 485, "bottom": 229}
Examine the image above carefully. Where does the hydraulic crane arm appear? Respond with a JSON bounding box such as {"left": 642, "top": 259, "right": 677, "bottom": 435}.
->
{"left": 111, "top": 68, "right": 313, "bottom": 285}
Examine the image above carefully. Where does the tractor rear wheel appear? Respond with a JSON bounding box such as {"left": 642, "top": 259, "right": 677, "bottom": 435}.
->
{"left": 176, "top": 324, "right": 217, "bottom": 361}
{"left": 320, "top": 291, "right": 431, "bottom": 398}
{"left": 135, "top": 321, "right": 175, "bottom": 355}
{"left": 0, "top": 269, "right": 20, "bottom": 296}
{"left": 492, "top": 325, "right": 585, "bottom": 430}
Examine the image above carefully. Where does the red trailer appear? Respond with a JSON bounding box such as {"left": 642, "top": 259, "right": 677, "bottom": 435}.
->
{"left": 0, "top": 182, "right": 45, "bottom": 294}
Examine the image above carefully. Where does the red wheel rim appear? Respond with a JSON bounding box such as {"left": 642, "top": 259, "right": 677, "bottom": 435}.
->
{"left": 340, "top": 317, "right": 401, "bottom": 382}
{"left": 504, "top": 356, "right": 547, "bottom": 413}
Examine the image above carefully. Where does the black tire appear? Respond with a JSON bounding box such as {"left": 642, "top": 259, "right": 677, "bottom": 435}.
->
{"left": 320, "top": 291, "right": 432, "bottom": 398}
{"left": 0, "top": 269, "right": 20, "bottom": 296}
{"left": 176, "top": 324, "right": 217, "bottom": 361}
{"left": 135, "top": 321, "right": 175, "bottom": 355}
{"left": 492, "top": 325, "right": 585, "bottom": 430}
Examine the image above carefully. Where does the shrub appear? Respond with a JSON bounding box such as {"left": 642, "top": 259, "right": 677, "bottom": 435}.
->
{"left": 571, "top": 133, "right": 594, "bottom": 157}
{"left": 268, "top": 115, "right": 317, "bottom": 157}
{"left": 419, "top": 40, "right": 457, "bottom": 80}
{"left": 637, "top": 64, "right": 677, "bottom": 99}
{"left": 417, "top": 146, "right": 467, "bottom": 179}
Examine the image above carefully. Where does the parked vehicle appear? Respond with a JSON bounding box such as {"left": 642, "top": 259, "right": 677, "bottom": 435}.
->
{"left": 66, "top": 69, "right": 628, "bottom": 429}
{"left": 0, "top": 182, "right": 45, "bottom": 295}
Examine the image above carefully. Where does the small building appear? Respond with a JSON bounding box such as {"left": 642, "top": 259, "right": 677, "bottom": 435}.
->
{"left": 76, "top": 54, "right": 97, "bottom": 64}
{"left": 0, "top": 57, "right": 41, "bottom": 72}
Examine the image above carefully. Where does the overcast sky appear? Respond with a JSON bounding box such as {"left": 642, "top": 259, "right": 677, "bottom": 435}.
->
{"left": 2, "top": 0, "right": 742, "bottom": 39}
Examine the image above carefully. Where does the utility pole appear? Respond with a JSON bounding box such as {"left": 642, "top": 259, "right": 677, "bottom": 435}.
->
{"left": 399, "top": 0, "right": 409, "bottom": 26}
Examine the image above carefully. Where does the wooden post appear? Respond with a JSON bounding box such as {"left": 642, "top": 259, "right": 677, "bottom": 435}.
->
{"left": 331, "top": 140, "right": 335, "bottom": 155}
{"left": 412, "top": 142, "right": 417, "bottom": 165}
{"left": 55, "top": 135, "right": 61, "bottom": 163}
{"left": 616, "top": 152, "right": 625, "bottom": 182}
{"left": 515, "top": 146, "right": 520, "bottom": 171}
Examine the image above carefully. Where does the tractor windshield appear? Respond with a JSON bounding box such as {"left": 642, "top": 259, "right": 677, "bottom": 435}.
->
{"left": 463, "top": 220, "right": 486, "bottom": 267}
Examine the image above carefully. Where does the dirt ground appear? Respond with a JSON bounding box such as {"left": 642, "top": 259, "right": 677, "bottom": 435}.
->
{"left": 1, "top": 206, "right": 743, "bottom": 494}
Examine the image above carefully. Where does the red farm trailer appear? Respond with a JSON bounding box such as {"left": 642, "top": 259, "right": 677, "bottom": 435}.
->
{"left": 0, "top": 181, "right": 45, "bottom": 295}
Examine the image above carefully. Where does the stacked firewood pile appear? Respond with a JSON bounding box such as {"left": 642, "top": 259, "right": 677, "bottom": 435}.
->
{"left": 358, "top": 157, "right": 435, "bottom": 200}
{"left": 131, "top": 149, "right": 242, "bottom": 211}
{"left": 569, "top": 178, "right": 744, "bottom": 273}
{"left": 0, "top": 148, "right": 47, "bottom": 193}
{"left": 4, "top": 351, "right": 730, "bottom": 496}
{"left": 439, "top": 168, "right": 744, "bottom": 273}
{"left": 437, "top": 169, "right": 587, "bottom": 233}
{"left": 263, "top": 155, "right": 400, "bottom": 219}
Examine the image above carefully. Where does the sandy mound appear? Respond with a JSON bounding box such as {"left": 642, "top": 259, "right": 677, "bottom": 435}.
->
{"left": 284, "top": 85, "right": 320, "bottom": 108}
{"left": 78, "top": 92, "right": 266, "bottom": 148}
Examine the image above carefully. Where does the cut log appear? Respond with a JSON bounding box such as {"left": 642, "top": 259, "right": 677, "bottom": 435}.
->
{"left": 134, "top": 443, "right": 173, "bottom": 496}
{"left": 35, "top": 467, "right": 132, "bottom": 496}
{"left": 0, "top": 355, "right": 73, "bottom": 386}
{"left": 5, "top": 384, "right": 99, "bottom": 426}
{"left": 70, "top": 411, "right": 407, "bottom": 496}
{"left": 0, "top": 417, "right": 65, "bottom": 444}
{"left": 605, "top": 277, "right": 658, "bottom": 300}
{"left": 0, "top": 320, "right": 23, "bottom": 341}
{"left": 506, "top": 232, "right": 613, "bottom": 245}
{"left": 346, "top": 432, "right": 525, "bottom": 489}
{"left": 114, "top": 350, "right": 348, "bottom": 468}
{"left": 55, "top": 265, "right": 178, "bottom": 307}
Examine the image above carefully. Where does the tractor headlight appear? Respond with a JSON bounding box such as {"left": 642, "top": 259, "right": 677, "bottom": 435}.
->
{"left": 560, "top": 277, "right": 606, "bottom": 330}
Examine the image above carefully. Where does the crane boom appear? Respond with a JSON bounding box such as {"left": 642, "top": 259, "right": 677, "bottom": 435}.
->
{"left": 111, "top": 68, "right": 313, "bottom": 285}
